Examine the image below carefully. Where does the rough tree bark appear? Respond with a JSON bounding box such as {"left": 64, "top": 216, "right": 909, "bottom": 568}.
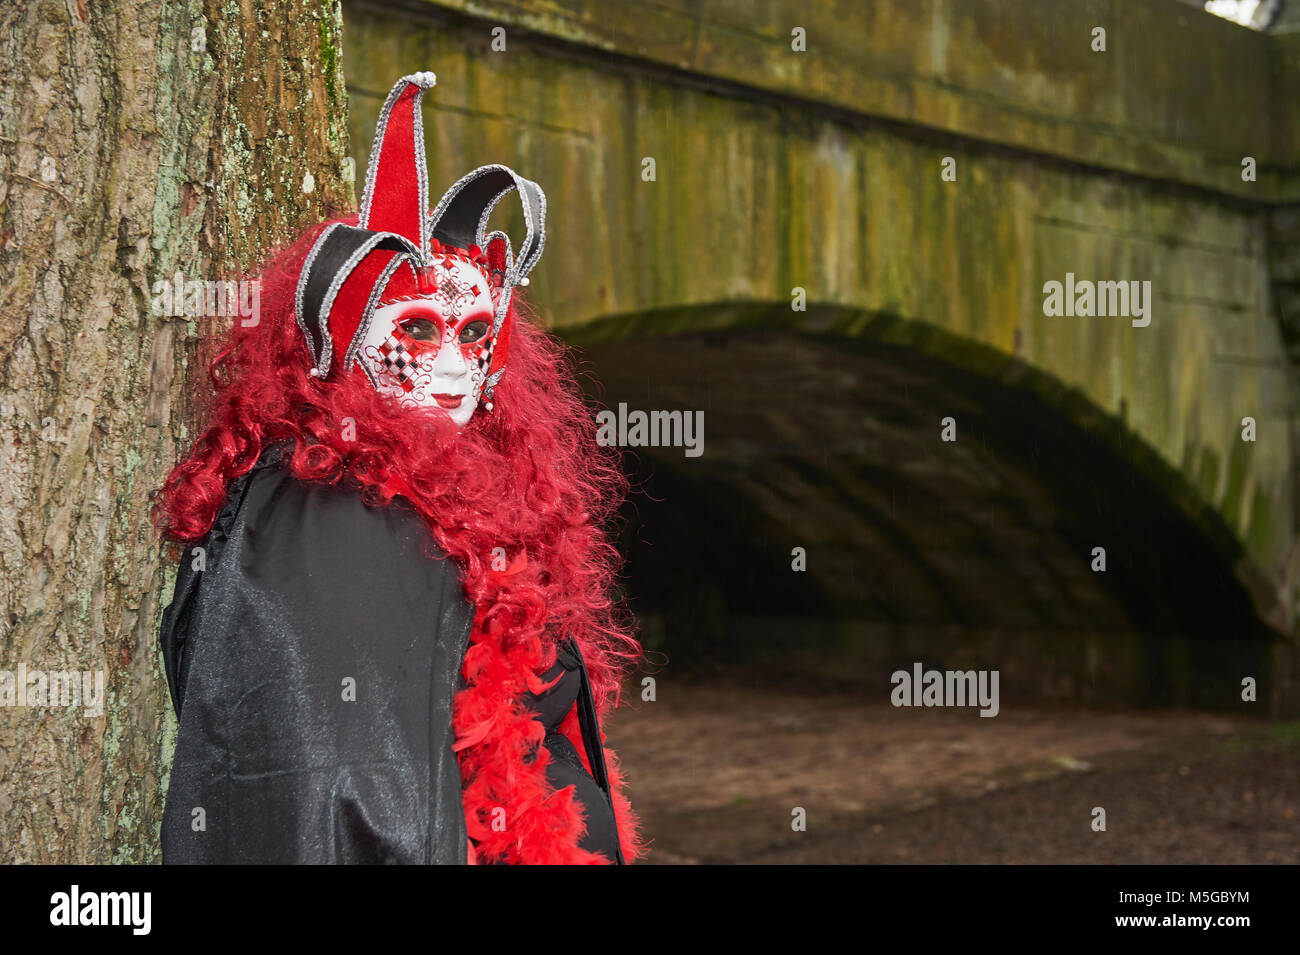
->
{"left": 0, "top": 0, "right": 353, "bottom": 863}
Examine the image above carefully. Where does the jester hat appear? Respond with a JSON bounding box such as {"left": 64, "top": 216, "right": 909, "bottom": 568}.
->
{"left": 295, "top": 71, "right": 546, "bottom": 408}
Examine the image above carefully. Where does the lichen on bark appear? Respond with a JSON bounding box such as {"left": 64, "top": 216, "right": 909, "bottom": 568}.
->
{"left": 0, "top": 0, "right": 352, "bottom": 863}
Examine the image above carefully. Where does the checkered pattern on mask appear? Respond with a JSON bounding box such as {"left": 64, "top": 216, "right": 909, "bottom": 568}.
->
{"left": 379, "top": 334, "right": 419, "bottom": 392}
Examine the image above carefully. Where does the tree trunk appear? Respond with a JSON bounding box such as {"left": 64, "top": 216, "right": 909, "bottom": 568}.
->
{"left": 0, "top": 0, "right": 353, "bottom": 863}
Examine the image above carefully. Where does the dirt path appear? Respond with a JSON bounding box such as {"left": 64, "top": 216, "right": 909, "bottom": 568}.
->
{"left": 604, "top": 682, "right": 1299, "bottom": 864}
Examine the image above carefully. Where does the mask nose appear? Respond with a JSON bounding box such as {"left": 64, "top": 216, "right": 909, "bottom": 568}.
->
{"left": 428, "top": 325, "right": 469, "bottom": 382}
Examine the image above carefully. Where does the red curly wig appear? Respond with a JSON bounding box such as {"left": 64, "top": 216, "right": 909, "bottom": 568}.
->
{"left": 155, "top": 215, "right": 645, "bottom": 863}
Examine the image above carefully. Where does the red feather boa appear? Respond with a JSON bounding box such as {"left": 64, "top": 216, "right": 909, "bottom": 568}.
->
{"left": 453, "top": 555, "right": 644, "bottom": 865}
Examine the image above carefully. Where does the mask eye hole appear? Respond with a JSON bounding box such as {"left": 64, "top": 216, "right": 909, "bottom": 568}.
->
{"left": 459, "top": 320, "right": 490, "bottom": 345}
{"left": 399, "top": 317, "right": 439, "bottom": 341}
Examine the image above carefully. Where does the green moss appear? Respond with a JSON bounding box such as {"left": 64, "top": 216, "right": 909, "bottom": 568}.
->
{"left": 1196, "top": 446, "right": 1221, "bottom": 503}
{"left": 319, "top": 13, "right": 338, "bottom": 111}
{"left": 1246, "top": 487, "right": 1274, "bottom": 558}
{"left": 1271, "top": 721, "right": 1300, "bottom": 742}
{"left": 1221, "top": 438, "right": 1252, "bottom": 530}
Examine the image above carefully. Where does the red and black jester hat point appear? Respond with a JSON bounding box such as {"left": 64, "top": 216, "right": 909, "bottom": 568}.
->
{"left": 294, "top": 70, "right": 547, "bottom": 401}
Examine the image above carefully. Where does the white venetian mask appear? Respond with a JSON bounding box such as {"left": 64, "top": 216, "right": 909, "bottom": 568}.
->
{"left": 357, "top": 257, "right": 496, "bottom": 428}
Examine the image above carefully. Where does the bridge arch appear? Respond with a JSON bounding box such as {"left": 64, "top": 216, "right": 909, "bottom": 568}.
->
{"left": 341, "top": 0, "right": 1300, "bottom": 706}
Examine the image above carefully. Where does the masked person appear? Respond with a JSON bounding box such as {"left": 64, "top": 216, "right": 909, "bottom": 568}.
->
{"left": 154, "top": 72, "right": 644, "bottom": 865}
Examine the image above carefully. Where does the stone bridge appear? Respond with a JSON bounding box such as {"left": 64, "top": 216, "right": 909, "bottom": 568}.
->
{"left": 341, "top": 0, "right": 1300, "bottom": 709}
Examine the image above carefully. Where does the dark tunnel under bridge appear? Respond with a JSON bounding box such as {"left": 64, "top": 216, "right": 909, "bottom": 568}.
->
{"left": 566, "top": 306, "right": 1283, "bottom": 713}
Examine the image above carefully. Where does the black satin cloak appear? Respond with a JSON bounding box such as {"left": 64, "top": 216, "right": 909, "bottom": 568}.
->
{"left": 159, "top": 446, "right": 472, "bottom": 864}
